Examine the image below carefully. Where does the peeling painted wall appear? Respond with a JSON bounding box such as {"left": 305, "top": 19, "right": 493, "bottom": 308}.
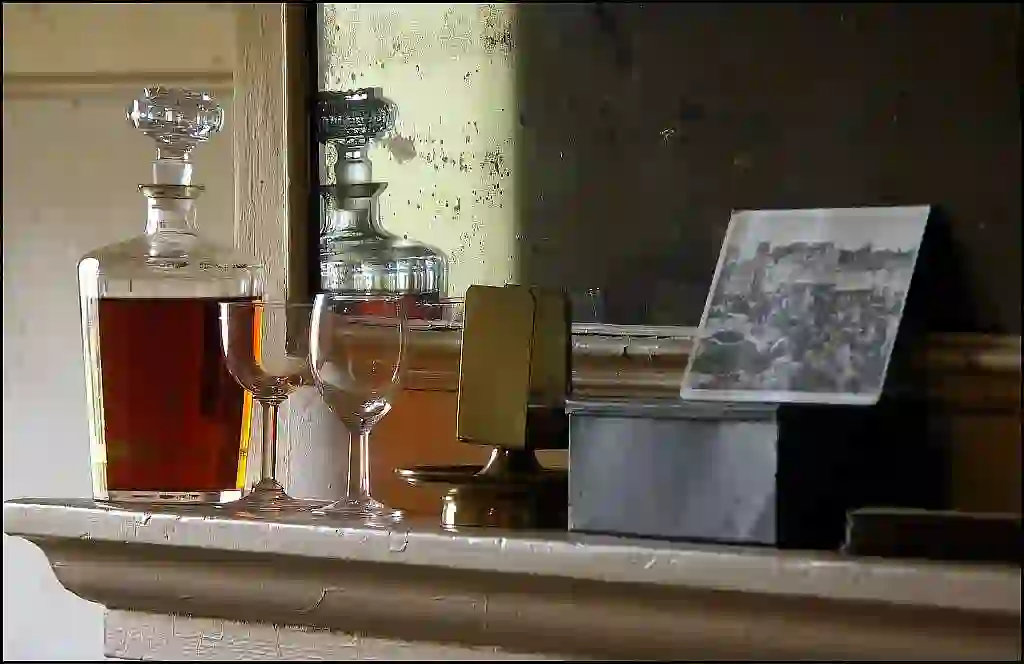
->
{"left": 322, "top": 3, "right": 518, "bottom": 297}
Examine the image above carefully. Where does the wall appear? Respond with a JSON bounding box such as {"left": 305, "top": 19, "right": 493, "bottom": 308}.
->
{"left": 2, "top": 4, "right": 235, "bottom": 659}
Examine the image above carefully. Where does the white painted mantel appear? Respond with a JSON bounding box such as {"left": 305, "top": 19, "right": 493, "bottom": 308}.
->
{"left": 3, "top": 498, "right": 1021, "bottom": 661}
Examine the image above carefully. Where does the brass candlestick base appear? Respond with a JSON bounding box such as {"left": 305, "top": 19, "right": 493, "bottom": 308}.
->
{"left": 396, "top": 447, "right": 567, "bottom": 530}
{"left": 409, "top": 284, "right": 571, "bottom": 531}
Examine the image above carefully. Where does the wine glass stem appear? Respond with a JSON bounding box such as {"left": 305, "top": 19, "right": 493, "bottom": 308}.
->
{"left": 347, "top": 430, "right": 372, "bottom": 500}
{"left": 260, "top": 400, "right": 280, "bottom": 484}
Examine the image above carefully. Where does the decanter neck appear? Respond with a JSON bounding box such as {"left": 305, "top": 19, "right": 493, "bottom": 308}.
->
{"left": 321, "top": 182, "right": 393, "bottom": 238}
{"left": 153, "top": 155, "right": 194, "bottom": 186}
{"left": 326, "top": 199, "right": 383, "bottom": 236}
{"left": 142, "top": 185, "right": 201, "bottom": 235}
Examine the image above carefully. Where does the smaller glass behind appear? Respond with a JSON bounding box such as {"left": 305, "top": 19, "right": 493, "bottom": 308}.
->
{"left": 218, "top": 300, "right": 318, "bottom": 516}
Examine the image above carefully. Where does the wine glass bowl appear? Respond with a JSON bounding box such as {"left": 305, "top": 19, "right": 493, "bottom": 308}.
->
{"left": 313, "top": 319, "right": 403, "bottom": 428}
{"left": 220, "top": 303, "right": 311, "bottom": 402}
{"left": 309, "top": 294, "right": 407, "bottom": 525}
{"left": 218, "top": 300, "right": 315, "bottom": 514}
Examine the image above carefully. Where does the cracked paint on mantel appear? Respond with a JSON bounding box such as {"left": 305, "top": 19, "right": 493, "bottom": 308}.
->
{"left": 322, "top": 3, "right": 519, "bottom": 297}
{"left": 106, "top": 611, "right": 557, "bottom": 660}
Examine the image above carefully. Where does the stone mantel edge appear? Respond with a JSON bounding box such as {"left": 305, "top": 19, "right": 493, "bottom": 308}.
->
{"left": 4, "top": 499, "right": 1021, "bottom": 661}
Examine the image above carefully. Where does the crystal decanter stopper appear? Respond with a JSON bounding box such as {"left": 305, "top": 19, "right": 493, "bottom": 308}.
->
{"left": 316, "top": 88, "right": 448, "bottom": 309}
{"left": 123, "top": 88, "right": 229, "bottom": 259}
{"left": 128, "top": 86, "right": 225, "bottom": 186}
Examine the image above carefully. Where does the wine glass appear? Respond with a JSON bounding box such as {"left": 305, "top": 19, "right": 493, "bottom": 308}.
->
{"left": 308, "top": 293, "right": 407, "bottom": 525}
{"left": 219, "top": 300, "right": 314, "bottom": 514}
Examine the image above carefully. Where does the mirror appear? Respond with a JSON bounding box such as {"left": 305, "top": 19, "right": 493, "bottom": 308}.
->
{"left": 312, "top": 3, "right": 1020, "bottom": 333}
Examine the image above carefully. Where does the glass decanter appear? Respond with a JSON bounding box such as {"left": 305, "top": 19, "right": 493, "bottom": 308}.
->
{"left": 78, "top": 87, "right": 265, "bottom": 503}
{"left": 317, "top": 88, "right": 448, "bottom": 318}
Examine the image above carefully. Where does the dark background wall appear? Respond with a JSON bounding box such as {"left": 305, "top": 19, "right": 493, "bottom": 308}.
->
{"left": 515, "top": 2, "right": 1020, "bottom": 332}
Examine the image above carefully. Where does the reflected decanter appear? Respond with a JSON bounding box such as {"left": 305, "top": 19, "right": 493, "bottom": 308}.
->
{"left": 78, "top": 88, "right": 264, "bottom": 503}
{"left": 317, "top": 88, "right": 448, "bottom": 317}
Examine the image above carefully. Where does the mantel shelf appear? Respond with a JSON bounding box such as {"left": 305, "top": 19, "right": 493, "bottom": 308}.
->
{"left": 4, "top": 498, "right": 1020, "bottom": 660}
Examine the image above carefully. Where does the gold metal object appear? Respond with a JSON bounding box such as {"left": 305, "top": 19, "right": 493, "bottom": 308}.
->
{"left": 396, "top": 448, "right": 567, "bottom": 530}
{"left": 456, "top": 285, "right": 535, "bottom": 450}
{"left": 400, "top": 284, "right": 570, "bottom": 529}
{"left": 528, "top": 287, "right": 571, "bottom": 410}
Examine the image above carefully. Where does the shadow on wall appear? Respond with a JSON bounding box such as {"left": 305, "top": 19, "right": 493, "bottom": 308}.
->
{"left": 512, "top": 3, "right": 1021, "bottom": 331}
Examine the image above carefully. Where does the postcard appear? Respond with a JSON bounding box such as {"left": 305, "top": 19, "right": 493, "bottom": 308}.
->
{"left": 680, "top": 205, "right": 931, "bottom": 405}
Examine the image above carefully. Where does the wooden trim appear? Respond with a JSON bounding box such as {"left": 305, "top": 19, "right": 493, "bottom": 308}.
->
{"left": 923, "top": 335, "right": 1021, "bottom": 513}
{"left": 921, "top": 334, "right": 1022, "bottom": 413}
{"left": 233, "top": 3, "right": 292, "bottom": 300}
{"left": 922, "top": 334, "right": 1022, "bottom": 373}
{"left": 404, "top": 327, "right": 1022, "bottom": 406}
{"left": 54, "top": 539, "right": 1015, "bottom": 660}
{"left": 2, "top": 72, "right": 234, "bottom": 99}
{"left": 283, "top": 4, "right": 313, "bottom": 305}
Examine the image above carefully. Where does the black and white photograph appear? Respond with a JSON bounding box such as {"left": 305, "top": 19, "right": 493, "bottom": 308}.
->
{"left": 680, "top": 206, "right": 931, "bottom": 405}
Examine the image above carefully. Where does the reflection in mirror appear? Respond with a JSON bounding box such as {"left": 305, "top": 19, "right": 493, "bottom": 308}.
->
{"left": 315, "top": 3, "right": 1021, "bottom": 332}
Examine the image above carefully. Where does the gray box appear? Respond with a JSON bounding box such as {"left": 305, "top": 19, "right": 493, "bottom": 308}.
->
{"left": 567, "top": 399, "right": 779, "bottom": 545}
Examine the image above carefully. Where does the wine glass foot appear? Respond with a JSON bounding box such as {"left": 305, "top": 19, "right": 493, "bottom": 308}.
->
{"left": 312, "top": 497, "right": 404, "bottom": 527}
{"left": 220, "top": 479, "right": 313, "bottom": 515}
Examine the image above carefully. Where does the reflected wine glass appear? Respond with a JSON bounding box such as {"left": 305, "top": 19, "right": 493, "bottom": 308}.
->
{"left": 219, "top": 300, "right": 315, "bottom": 514}
{"left": 309, "top": 293, "right": 407, "bottom": 525}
